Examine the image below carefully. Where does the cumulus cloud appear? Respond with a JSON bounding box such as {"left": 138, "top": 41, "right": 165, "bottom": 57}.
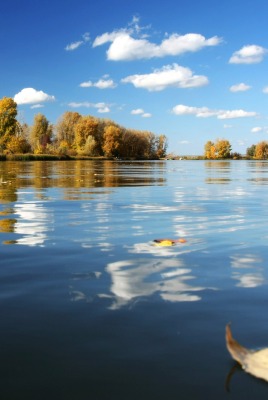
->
{"left": 80, "top": 77, "right": 116, "bottom": 89}
{"left": 65, "top": 32, "right": 90, "bottom": 51}
{"left": 68, "top": 101, "right": 110, "bottom": 113}
{"left": 14, "top": 88, "right": 55, "bottom": 105}
{"left": 172, "top": 104, "right": 258, "bottom": 119}
{"left": 122, "top": 63, "right": 208, "bottom": 91}
{"left": 131, "top": 108, "right": 151, "bottom": 118}
{"left": 93, "top": 27, "right": 222, "bottom": 61}
{"left": 131, "top": 109, "right": 144, "bottom": 115}
{"left": 229, "top": 44, "right": 267, "bottom": 64}
{"left": 230, "top": 83, "right": 251, "bottom": 92}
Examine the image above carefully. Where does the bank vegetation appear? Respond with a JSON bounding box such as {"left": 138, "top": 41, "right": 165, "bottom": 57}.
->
{"left": 0, "top": 96, "right": 167, "bottom": 160}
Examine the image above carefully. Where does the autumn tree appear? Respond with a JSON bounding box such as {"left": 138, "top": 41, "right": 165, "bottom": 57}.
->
{"left": 254, "top": 141, "right": 268, "bottom": 159}
{"left": 215, "top": 139, "right": 231, "bottom": 159}
{"left": 74, "top": 116, "right": 102, "bottom": 154}
{"left": 0, "top": 97, "right": 18, "bottom": 151}
{"left": 55, "top": 111, "right": 81, "bottom": 148}
{"left": 102, "top": 124, "right": 121, "bottom": 157}
{"left": 204, "top": 139, "right": 231, "bottom": 159}
{"left": 204, "top": 141, "right": 216, "bottom": 159}
{"left": 155, "top": 134, "right": 168, "bottom": 158}
{"left": 29, "top": 113, "right": 53, "bottom": 153}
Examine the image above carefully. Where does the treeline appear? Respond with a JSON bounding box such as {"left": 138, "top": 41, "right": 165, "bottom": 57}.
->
{"left": 204, "top": 139, "right": 268, "bottom": 160}
{"left": 0, "top": 97, "right": 167, "bottom": 159}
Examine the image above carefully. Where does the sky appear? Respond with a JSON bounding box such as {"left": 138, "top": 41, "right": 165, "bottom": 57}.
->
{"left": 1, "top": 0, "right": 268, "bottom": 155}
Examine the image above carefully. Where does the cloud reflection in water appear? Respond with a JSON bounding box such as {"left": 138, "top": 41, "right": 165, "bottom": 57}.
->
{"left": 103, "top": 258, "right": 208, "bottom": 310}
{"left": 231, "top": 254, "right": 264, "bottom": 288}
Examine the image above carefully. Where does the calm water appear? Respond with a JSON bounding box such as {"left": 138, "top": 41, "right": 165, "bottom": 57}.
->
{"left": 1, "top": 160, "right": 268, "bottom": 399}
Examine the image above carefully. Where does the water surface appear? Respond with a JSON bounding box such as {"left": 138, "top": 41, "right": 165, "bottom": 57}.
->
{"left": 1, "top": 160, "right": 268, "bottom": 399}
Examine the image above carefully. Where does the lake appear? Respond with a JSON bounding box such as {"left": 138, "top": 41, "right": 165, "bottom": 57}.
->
{"left": 1, "top": 159, "right": 268, "bottom": 399}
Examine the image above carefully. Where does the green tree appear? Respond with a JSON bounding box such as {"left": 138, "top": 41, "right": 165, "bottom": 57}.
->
{"left": 29, "top": 113, "right": 53, "bottom": 153}
{"left": 246, "top": 144, "right": 256, "bottom": 158}
{"left": 0, "top": 97, "right": 17, "bottom": 151}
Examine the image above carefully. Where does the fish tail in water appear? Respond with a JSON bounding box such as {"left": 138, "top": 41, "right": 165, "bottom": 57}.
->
{"left": 226, "top": 323, "right": 249, "bottom": 365}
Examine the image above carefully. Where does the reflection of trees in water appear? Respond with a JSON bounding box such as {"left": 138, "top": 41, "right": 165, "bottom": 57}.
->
{"left": 0, "top": 160, "right": 167, "bottom": 202}
{"left": 0, "top": 218, "right": 16, "bottom": 232}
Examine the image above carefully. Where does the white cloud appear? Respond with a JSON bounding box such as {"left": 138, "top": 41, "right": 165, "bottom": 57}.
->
{"left": 122, "top": 63, "right": 208, "bottom": 91}
{"left": 14, "top": 88, "right": 55, "bottom": 105}
{"left": 218, "top": 110, "right": 257, "bottom": 119}
{"left": 93, "top": 28, "right": 222, "bottom": 61}
{"left": 65, "top": 32, "right": 90, "bottom": 51}
{"left": 263, "top": 86, "right": 268, "bottom": 94}
{"left": 131, "top": 108, "right": 151, "bottom": 118}
{"left": 172, "top": 104, "right": 258, "bottom": 119}
{"left": 30, "top": 104, "right": 44, "bottom": 109}
{"left": 68, "top": 101, "right": 110, "bottom": 113}
{"left": 230, "top": 83, "right": 251, "bottom": 92}
{"left": 131, "top": 109, "right": 144, "bottom": 115}
{"left": 229, "top": 45, "right": 267, "bottom": 64}
{"left": 251, "top": 127, "right": 263, "bottom": 133}
{"left": 80, "top": 78, "right": 116, "bottom": 89}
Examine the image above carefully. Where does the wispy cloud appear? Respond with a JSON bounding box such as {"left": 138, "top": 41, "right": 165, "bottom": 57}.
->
{"left": 65, "top": 32, "right": 90, "bottom": 51}
{"left": 263, "top": 86, "right": 268, "bottom": 94}
{"left": 80, "top": 76, "right": 117, "bottom": 89}
{"left": 229, "top": 44, "right": 267, "bottom": 64}
{"left": 14, "top": 88, "right": 55, "bottom": 105}
{"left": 229, "top": 83, "right": 251, "bottom": 92}
{"left": 93, "top": 18, "right": 222, "bottom": 61}
{"left": 251, "top": 127, "right": 263, "bottom": 133}
{"left": 122, "top": 63, "right": 208, "bottom": 91}
{"left": 172, "top": 104, "right": 258, "bottom": 119}
{"left": 68, "top": 101, "right": 110, "bottom": 113}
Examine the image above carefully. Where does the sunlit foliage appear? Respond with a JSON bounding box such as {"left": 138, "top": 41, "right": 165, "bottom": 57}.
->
{"left": 254, "top": 141, "right": 268, "bottom": 159}
{"left": 204, "top": 139, "right": 231, "bottom": 159}
{"left": 29, "top": 113, "right": 53, "bottom": 154}
{"left": 0, "top": 97, "right": 17, "bottom": 150}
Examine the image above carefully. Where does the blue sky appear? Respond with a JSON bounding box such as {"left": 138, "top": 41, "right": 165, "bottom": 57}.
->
{"left": 1, "top": 0, "right": 268, "bottom": 155}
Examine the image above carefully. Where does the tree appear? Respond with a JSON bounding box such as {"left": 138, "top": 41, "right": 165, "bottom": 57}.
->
{"left": 102, "top": 124, "right": 121, "bottom": 157}
{"left": 204, "top": 141, "right": 216, "bottom": 159}
{"left": 0, "top": 97, "right": 17, "bottom": 151}
{"left": 74, "top": 116, "right": 100, "bottom": 154}
{"left": 29, "top": 113, "right": 53, "bottom": 153}
{"left": 204, "top": 139, "right": 231, "bottom": 159}
{"left": 246, "top": 144, "right": 256, "bottom": 158}
{"left": 215, "top": 139, "right": 231, "bottom": 159}
{"left": 83, "top": 135, "right": 97, "bottom": 155}
{"left": 254, "top": 141, "right": 268, "bottom": 159}
{"left": 155, "top": 134, "right": 168, "bottom": 158}
{"left": 5, "top": 135, "right": 31, "bottom": 154}
{"left": 55, "top": 111, "right": 81, "bottom": 147}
